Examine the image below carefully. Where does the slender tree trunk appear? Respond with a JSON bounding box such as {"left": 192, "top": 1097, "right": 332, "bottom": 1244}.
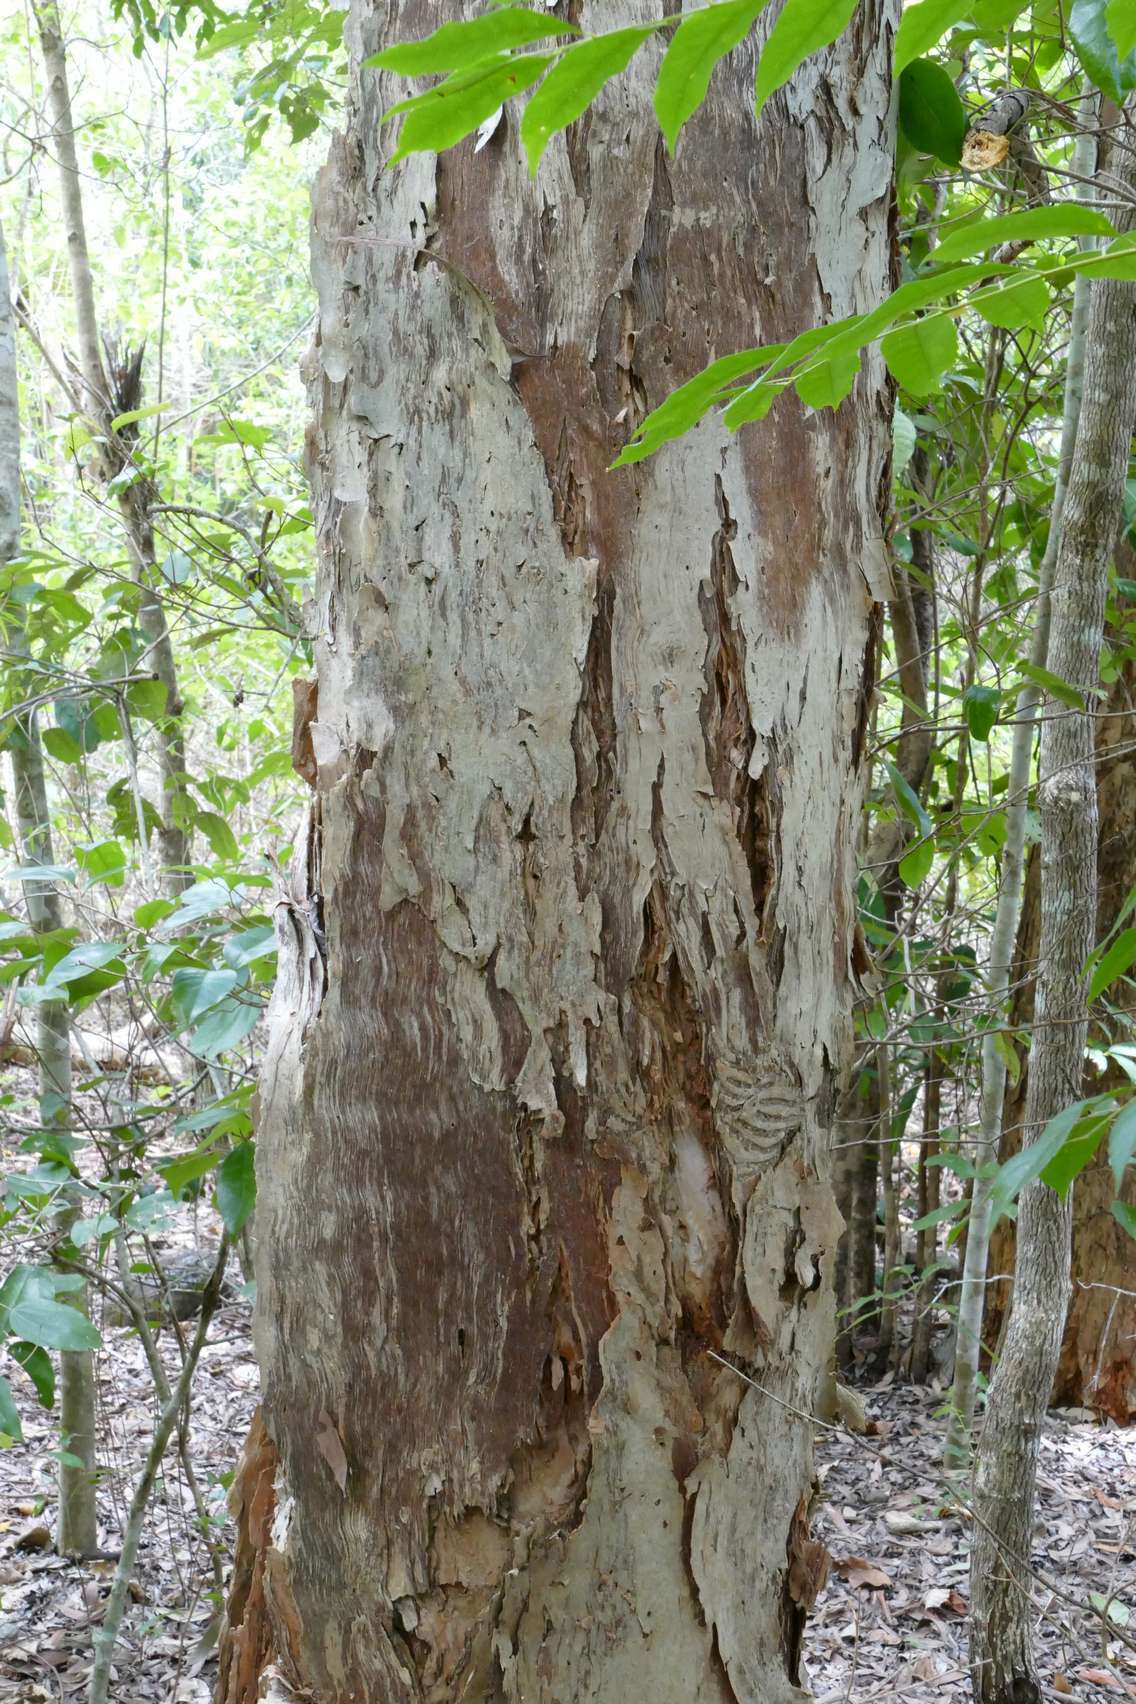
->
{"left": 33, "top": 0, "right": 192, "bottom": 892}
{"left": 986, "top": 621, "right": 1136, "bottom": 1421}
{"left": 946, "top": 112, "right": 1099, "bottom": 1468}
{"left": 970, "top": 96, "right": 1136, "bottom": 1704}
{"left": 0, "top": 219, "right": 96, "bottom": 1558}
{"left": 229, "top": 2, "right": 898, "bottom": 1698}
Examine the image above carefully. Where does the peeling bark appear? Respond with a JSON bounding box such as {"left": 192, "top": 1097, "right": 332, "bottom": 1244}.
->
{"left": 242, "top": 3, "right": 897, "bottom": 1699}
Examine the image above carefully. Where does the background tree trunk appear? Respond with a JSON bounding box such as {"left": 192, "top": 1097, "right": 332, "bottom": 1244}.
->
{"left": 238, "top": 2, "right": 897, "bottom": 1699}
{"left": 986, "top": 629, "right": 1136, "bottom": 1423}
{"left": 970, "top": 98, "right": 1136, "bottom": 1704}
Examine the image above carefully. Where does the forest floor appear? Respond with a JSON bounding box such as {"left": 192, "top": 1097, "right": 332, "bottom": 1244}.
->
{"left": 0, "top": 1054, "right": 1133, "bottom": 1701}
{"left": 1, "top": 1333, "right": 1132, "bottom": 1703}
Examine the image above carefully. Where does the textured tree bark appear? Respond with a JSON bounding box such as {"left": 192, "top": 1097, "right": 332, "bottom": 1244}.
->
{"left": 970, "top": 98, "right": 1136, "bottom": 1704}
{"left": 241, "top": 2, "right": 897, "bottom": 1698}
{"left": 985, "top": 631, "right": 1136, "bottom": 1424}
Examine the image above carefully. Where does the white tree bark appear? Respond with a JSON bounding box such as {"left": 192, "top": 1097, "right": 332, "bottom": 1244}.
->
{"left": 970, "top": 94, "right": 1136, "bottom": 1704}
{"left": 234, "top": 3, "right": 898, "bottom": 1699}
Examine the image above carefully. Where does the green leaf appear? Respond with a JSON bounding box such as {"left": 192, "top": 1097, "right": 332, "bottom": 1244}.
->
{"left": 4, "top": 863, "right": 76, "bottom": 884}
{"left": 899, "top": 836, "right": 934, "bottom": 888}
{"left": 76, "top": 840, "right": 126, "bottom": 885}
{"left": 8, "top": 1297, "right": 100, "bottom": 1352}
{"left": 963, "top": 683, "right": 1000, "bottom": 742}
{"left": 1069, "top": 0, "right": 1136, "bottom": 104}
{"left": 754, "top": 0, "right": 858, "bottom": 117}
{"left": 897, "top": 58, "right": 968, "bottom": 165}
{"left": 932, "top": 205, "right": 1115, "bottom": 267}
{"left": 895, "top": 0, "right": 976, "bottom": 71}
{"left": 886, "top": 761, "right": 931, "bottom": 834}
{"left": 1112, "top": 1198, "right": 1136, "bottom": 1240}
{"left": 191, "top": 996, "right": 262, "bottom": 1059}
{"left": 43, "top": 940, "right": 126, "bottom": 990}
{"left": 171, "top": 967, "right": 240, "bottom": 1026}
{"left": 1108, "top": 0, "right": 1136, "bottom": 58}
{"left": 1108, "top": 1100, "right": 1136, "bottom": 1191}
{"left": 216, "top": 1142, "right": 256, "bottom": 1236}
{"left": 127, "top": 678, "right": 169, "bottom": 722}
{"left": 387, "top": 53, "right": 557, "bottom": 162}
{"left": 974, "top": 275, "right": 1051, "bottom": 333}
{"left": 0, "top": 1375, "right": 23, "bottom": 1444}
{"left": 159, "top": 549, "right": 193, "bottom": 586}
{"left": 1089, "top": 926, "right": 1136, "bottom": 1002}
{"left": 910, "top": 1197, "right": 968, "bottom": 1233}
{"left": 992, "top": 1097, "right": 1101, "bottom": 1218}
{"left": 614, "top": 343, "right": 777, "bottom": 464}
{"left": 521, "top": 26, "right": 661, "bottom": 172}
{"left": 882, "top": 314, "right": 957, "bottom": 396}
{"left": 893, "top": 406, "right": 917, "bottom": 476}
{"left": 1040, "top": 1109, "right": 1110, "bottom": 1197}
{"left": 196, "top": 810, "right": 240, "bottom": 863}
{"left": 134, "top": 898, "right": 176, "bottom": 929}
{"left": 10, "top": 1341, "right": 53, "bottom": 1409}
{"left": 654, "top": 0, "right": 767, "bottom": 152}
{"left": 110, "top": 401, "right": 171, "bottom": 430}
{"left": 41, "top": 727, "right": 84, "bottom": 765}
{"left": 366, "top": 8, "right": 576, "bottom": 75}
{"left": 223, "top": 925, "right": 277, "bottom": 969}
{"left": 794, "top": 350, "right": 860, "bottom": 410}
{"left": 1015, "top": 661, "right": 1085, "bottom": 709}
{"left": 161, "top": 1145, "right": 225, "bottom": 1199}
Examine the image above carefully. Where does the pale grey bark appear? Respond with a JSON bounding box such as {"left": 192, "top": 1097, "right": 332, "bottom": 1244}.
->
{"left": 946, "top": 109, "right": 1099, "bottom": 1468}
{"left": 33, "top": 0, "right": 191, "bottom": 892}
{"left": 970, "top": 95, "right": 1136, "bottom": 1704}
{"left": 0, "top": 219, "right": 96, "bottom": 1558}
{"left": 238, "top": 2, "right": 898, "bottom": 1700}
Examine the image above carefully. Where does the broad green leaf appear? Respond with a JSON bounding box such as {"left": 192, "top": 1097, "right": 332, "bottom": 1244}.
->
{"left": 10, "top": 1341, "right": 53, "bottom": 1409}
{"left": 899, "top": 837, "right": 933, "bottom": 888}
{"left": 366, "top": 8, "right": 576, "bottom": 75}
{"left": 963, "top": 683, "right": 1000, "bottom": 742}
{"left": 127, "top": 678, "right": 169, "bottom": 721}
{"left": 893, "top": 406, "right": 917, "bottom": 475}
{"left": 223, "top": 925, "right": 277, "bottom": 969}
{"left": 134, "top": 898, "right": 176, "bottom": 929}
{"left": 655, "top": 0, "right": 767, "bottom": 152}
{"left": 1069, "top": 0, "right": 1136, "bottom": 104}
{"left": 216, "top": 1142, "right": 256, "bottom": 1236}
{"left": 44, "top": 941, "right": 125, "bottom": 988}
{"left": 932, "top": 205, "right": 1114, "bottom": 266}
{"left": 754, "top": 0, "right": 858, "bottom": 117}
{"left": 1108, "top": 0, "right": 1136, "bottom": 58}
{"left": 992, "top": 1097, "right": 1102, "bottom": 1218}
{"left": 895, "top": 0, "right": 976, "bottom": 70}
{"left": 1108, "top": 1100, "right": 1136, "bottom": 1190}
{"left": 191, "top": 995, "right": 262, "bottom": 1058}
{"left": 0, "top": 1375, "right": 22, "bottom": 1444}
{"left": 522, "top": 26, "right": 661, "bottom": 172}
{"left": 1089, "top": 926, "right": 1136, "bottom": 1002}
{"left": 76, "top": 840, "right": 126, "bottom": 885}
{"left": 794, "top": 351, "right": 860, "bottom": 410}
{"left": 171, "top": 967, "right": 241, "bottom": 1026}
{"left": 160, "top": 549, "right": 193, "bottom": 586}
{"left": 41, "top": 727, "right": 84, "bottom": 765}
{"left": 1015, "top": 661, "right": 1085, "bottom": 708}
{"left": 897, "top": 58, "right": 968, "bottom": 165}
{"left": 161, "top": 1146, "right": 224, "bottom": 1199}
{"left": 1040, "top": 1109, "right": 1110, "bottom": 1196}
{"left": 4, "top": 863, "right": 76, "bottom": 883}
{"left": 8, "top": 1297, "right": 100, "bottom": 1352}
{"left": 973, "top": 275, "right": 1051, "bottom": 332}
{"left": 881, "top": 314, "right": 957, "bottom": 396}
{"left": 196, "top": 810, "right": 240, "bottom": 863}
{"left": 387, "top": 53, "right": 557, "bottom": 162}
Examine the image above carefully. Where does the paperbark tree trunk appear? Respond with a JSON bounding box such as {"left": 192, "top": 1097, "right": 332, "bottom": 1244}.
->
{"left": 225, "top": 3, "right": 897, "bottom": 1699}
{"left": 970, "top": 95, "right": 1136, "bottom": 1704}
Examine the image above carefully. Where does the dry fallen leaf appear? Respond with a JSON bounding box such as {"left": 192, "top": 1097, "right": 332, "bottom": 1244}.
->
{"left": 1053, "top": 1676, "right": 1073, "bottom": 1695}
{"left": 834, "top": 1555, "right": 892, "bottom": 1590}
